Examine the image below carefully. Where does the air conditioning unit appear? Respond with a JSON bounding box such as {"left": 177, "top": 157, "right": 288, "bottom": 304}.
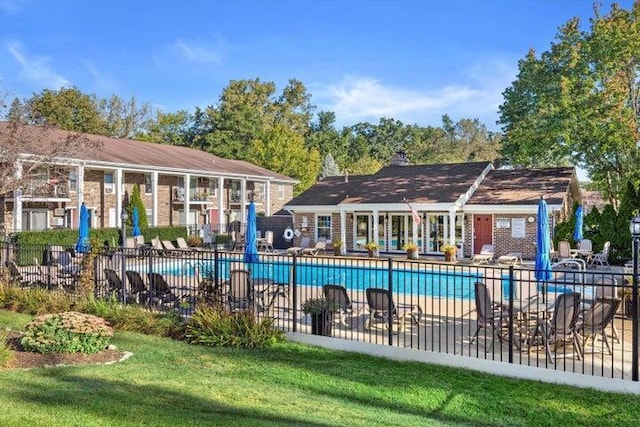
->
{"left": 105, "top": 184, "right": 115, "bottom": 194}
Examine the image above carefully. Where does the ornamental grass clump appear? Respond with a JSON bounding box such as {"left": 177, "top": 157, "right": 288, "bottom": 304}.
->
{"left": 0, "top": 329, "right": 14, "bottom": 367}
{"left": 186, "top": 305, "right": 285, "bottom": 348}
{"left": 21, "top": 311, "right": 114, "bottom": 354}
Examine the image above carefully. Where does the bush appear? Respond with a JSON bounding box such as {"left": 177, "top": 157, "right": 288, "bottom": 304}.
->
{"left": 21, "top": 311, "right": 114, "bottom": 354}
{"left": 0, "top": 283, "right": 76, "bottom": 315}
{"left": 186, "top": 305, "right": 284, "bottom": 348}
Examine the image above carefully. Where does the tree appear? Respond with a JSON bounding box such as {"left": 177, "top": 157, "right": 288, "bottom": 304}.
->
{"left": 0, "top": 117, "right": 101, "bottom": 198}
{"left": 140, "top": 110, "right": 192, "bottom": 145}
{"left": 306, "top": 111, "right": 349, "bottom": 166}
{"left": 205, "top": 78, "right": 315, "bottom": 161}
{"left": 99, "top": 95, "right": 154, "bottom": 139}
{"left": 24, "top": 87, "right": 106, "bottom": 134}
{"left": 319, "top": 153, "right": 341, "bottom": 179}
{"left": 248, "top": 125, "right": 320, "bottom": 194}
{"left": 126, "top": 183, "right": 148, "bottom": 230}
{"left": 498, "top": 3, "right": 640, "bottom": 203}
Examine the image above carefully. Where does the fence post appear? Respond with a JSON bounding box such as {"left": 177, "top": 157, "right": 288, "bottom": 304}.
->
{"left": 388, "top": 257, "right": 393, "bottom": 346}
{"left": 214, "top": 246, "right": 219, "bottom": 300}
{"left": 292, "top": 254, "right": 297, "bottom": 333}
{"left": 508, "top": 265, "right": 514, "bottom": 364}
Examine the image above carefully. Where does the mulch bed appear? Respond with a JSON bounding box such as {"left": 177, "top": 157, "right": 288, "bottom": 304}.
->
{"left": 2, "top": 331, "right": 128, "bottom": 370}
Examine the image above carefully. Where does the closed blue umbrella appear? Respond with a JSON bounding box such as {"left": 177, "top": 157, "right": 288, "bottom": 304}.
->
{"left": 535, "top": 198, "right": 553, "bottom": 285}
{"left": 132, "top": 206, "right": 142, "bottom": 237}
{"left": 573, "top": 205, "right": 583, "bottom": 243}
{"left": 244, "top": 201, "right": 259, "bottom": 263}
{"left": 75, "top": 203, "right": 90, "bottom": 253}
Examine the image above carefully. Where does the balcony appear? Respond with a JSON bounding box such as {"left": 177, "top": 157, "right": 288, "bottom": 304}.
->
{"left": 21, "top": 180, "right": 70, "bottom": 199}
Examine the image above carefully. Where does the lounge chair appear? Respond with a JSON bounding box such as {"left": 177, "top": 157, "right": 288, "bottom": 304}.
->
{"left": 470, "top": 282, "right": 510, "bottom": 351}
{"left": 364, "top": 288, "right": 422, "bottom": 333}
{"left": 576, "top": 297, "right": 621, "bottom": 355}
{"left": 147, "top": 272, "right": 179, "bottom": 307}
{"left": 104, "top": 268, "right": 124, "bottom": 294}
{"left": 301, "top": 238, "right": 328, "bottom": 256}
{"left": 529, "top": 292, "right": 582, "bottom": 363}
{"left": 286, "top": 236, "right": 311, "bottom": 255}
{"left": 6, "top": 261, "right": 42, "bottom": 288}
{"left": 322, "top": 284, "right": 366, "bottom": 328}
{"left": 125, "top": 270, "right": 150, "bottom": 304}
{"left": 590, "top": 241, "right": 610, "bottom": 267}
{"left": 176, "top": 237, "right": 203, "bottom": 251}
{"left": 496, "top": 252, "right": 522, "bottom": 266}
{"left": 472, "top": 244, "right": 494, "bottom": 265}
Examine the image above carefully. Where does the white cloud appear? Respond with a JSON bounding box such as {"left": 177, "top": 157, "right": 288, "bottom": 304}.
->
{"left": 6, "top": 41, "right": 70, "bottom": 89}
{"left": 84, "top": 62, "right": 118, "bottom": 93}
{"left": 315, "top": 58, "right": 517, "bottom": 129}
{"left": 0, "top": 0, "right": 28, "bottom": 14}
{"left": 170, "top": 39, "right": 221, "bottom": 64}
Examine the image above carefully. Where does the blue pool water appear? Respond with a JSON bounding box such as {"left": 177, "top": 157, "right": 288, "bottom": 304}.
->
{"left": 152, "top": 259, "right": 483, "bottom": 300}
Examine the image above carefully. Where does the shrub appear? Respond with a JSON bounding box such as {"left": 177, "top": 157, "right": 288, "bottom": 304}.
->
{"left": 186, "top": 305, "right": 284, "bottom": 348}
{"left": 0, "top": 283, "right": 76, "bottom": 315}
{"left": 21, "top": 311, "right": 114, "bottom": 354}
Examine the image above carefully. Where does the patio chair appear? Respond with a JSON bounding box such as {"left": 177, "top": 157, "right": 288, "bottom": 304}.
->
{"left": 582, "top": 276, "right": 620, "bottom": 343}
{"left": 301, "top": 237, "right": 328, "bottom": 256}
{"left": 231, "top": 231, "right": 245, "bottom": 251}
{"left": 590, "top": 241, "right": 610, "bottom": 267}
{"left": 470, "top": 282, "right": 510, "bottom": 351}
{"left": 576, "top": 297, "right": 621, "bottom": 355}
{"left": 322, "top": 284, "right": 366, "bottom": 328}
{"left": 364, "top": 288, "right": 422, "bottom": 333}
{"left": 472, "top": 244, "right": 494, "bottom": 265}
{"left": 286, "top": 236, "right": 311, "bottom": 255}
{"left": 124, "top": 270, "right": 150, "bottom": 304}
{"left": 529, "top": 292, "right": 582, "bottom": 364}
{"left": 258, "top": 230, "right": 275, "bottom": 253}
{"left": 227, "top": 268, "right": 253, "bottom": 312}
{"left": 554, "top": 240, "right": 586, "bottom": 270}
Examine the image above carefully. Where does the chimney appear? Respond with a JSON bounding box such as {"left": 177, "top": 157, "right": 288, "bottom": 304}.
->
{"left": 389, "top": 150, "right": 409, "bottom": 167}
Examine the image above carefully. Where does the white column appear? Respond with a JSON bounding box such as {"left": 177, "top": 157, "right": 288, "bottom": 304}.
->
{"left": 449, "top": 208, "right": 457, "bottom": 245}
{"left": 115, "top": 168, "right": 123, "bottom": 226}
{"left": 412, "top": 212, "right": 418, "bottom": 247}
{"left": 13, "top": 161, "right": 23, "bottom": 231}
{"left": 340, "top": 210, "right": 347, "bottom": 255}
{"left": 265, "top": 180, "right": 271, "bottom": 216}
{"left": 76, "top": 164, "right": 85, "bottom": 212}
{"left": 184, "top": 173, "right": 191, "bottom": 226}
{"left": 240, "top": 179, "right": 247, "bottom": 226}
{"left": 218, "top": 176, "right": 225, "bottom": 230}
{"left": 372, "top": 210, "right": 379, "bottom": 251}
{"left": 151, "top": 171, "right": 158, "bottom": 226}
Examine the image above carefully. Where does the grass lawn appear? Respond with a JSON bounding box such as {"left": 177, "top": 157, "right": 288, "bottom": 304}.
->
{"left": 1, "top": 309, "right": 639, "bottom": 427}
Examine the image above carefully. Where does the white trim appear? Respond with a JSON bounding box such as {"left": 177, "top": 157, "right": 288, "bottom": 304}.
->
{"left": 455, "top": 163, "right": 494, "bottom": 207}
{"left": 287, "top": 333, "right": 640, "bottom": 395}
{"left": 463, "top": 205, "right": 562, "bottom": 214}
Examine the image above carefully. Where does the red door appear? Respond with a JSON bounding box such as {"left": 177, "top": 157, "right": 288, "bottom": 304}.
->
{"left": 474, "top": 215, "right": 492, "bottom": 254}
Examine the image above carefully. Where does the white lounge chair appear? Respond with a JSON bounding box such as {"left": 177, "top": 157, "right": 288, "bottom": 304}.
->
{"left": 590, "top": 241, "right": 610, "bottom": 267}
{"left": 472, "top": 244, "right": 494, "bottom": 265}
{"left": 286, "top": 236, "right": 311, "bottom": 255}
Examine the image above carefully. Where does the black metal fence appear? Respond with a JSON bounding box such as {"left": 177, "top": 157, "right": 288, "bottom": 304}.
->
{"left": 2, "top": 242, "right": 638, "bottom": 382}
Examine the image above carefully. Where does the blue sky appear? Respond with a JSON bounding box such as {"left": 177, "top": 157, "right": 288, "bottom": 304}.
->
{"left": 0, "top": 0, "right": 634, "bottom": 131}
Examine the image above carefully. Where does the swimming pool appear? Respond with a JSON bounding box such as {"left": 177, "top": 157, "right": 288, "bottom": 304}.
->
{"left": 148, "top": 258, "right": 483, "bottom": 300}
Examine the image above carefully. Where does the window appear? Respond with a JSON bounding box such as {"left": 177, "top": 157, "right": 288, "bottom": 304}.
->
{"left": 144, "top": 174, "right": 152, "bottom": 194}
{"left": 316, "top": 215, "right": 332, "bottom": 240}
{"left": 278, "top": 184, "right": 285, "bottom": 199}
{"left": 104, "top": 173, "right": 114, "bottom": 194}
{"left": 68, "top": 170, "right": 77, "bottom": 192}
{"left": 208, "top": 179, "right": 218, "bottom": 198}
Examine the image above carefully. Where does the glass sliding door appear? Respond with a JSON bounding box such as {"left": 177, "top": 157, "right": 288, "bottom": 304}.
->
{"left": 389, "top": 214, "right": 407, "bottom": 252}
{"left": 355, "top": 214, "right": 370, "bottom": 250}
{"left": 427, "top": 214, "right": 447, "bottom": 253}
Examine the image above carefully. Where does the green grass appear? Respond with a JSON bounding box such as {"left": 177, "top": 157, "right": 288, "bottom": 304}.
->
{"left": 0, "top": 310, "right": 638, "bottom": 427}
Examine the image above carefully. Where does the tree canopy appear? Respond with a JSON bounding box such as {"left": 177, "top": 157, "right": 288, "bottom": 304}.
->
{"left": 498, "top": 2, "right": 640, "bottom": 204}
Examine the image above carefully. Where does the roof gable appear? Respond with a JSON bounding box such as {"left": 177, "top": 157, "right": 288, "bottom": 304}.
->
{"left": 466, "top": 167, "right": 575, "bottom": 205}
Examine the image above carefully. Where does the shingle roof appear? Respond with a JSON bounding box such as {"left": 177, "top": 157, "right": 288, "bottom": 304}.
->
{"left": 466, "top": 167, "right": 575, "bottom": 205}
{"left": 287, "top": 162, "right": 491, "bottom": 206}
{"left": 1, "top": 122, "right": 295, "bottom": 182}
